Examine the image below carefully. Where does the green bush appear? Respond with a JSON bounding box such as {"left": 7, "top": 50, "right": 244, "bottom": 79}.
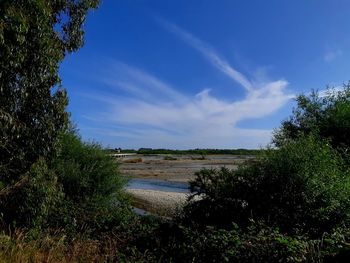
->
{"left": 50, "top": 131, "right": 133, "bottom": 233}
{"left": 53, "top": 132, "right": 126, "bottom": 203}
{"left": 0, "top": 129, "right": 135, "bottom": 233}
{"left": 0, "top": 159, "right": 62, "bottom": 229}
{"left": 128, "top": 220, "right": 322, "bottom": 263}
{"left": 182, "top": 136, "right": 350, "bottom": 237}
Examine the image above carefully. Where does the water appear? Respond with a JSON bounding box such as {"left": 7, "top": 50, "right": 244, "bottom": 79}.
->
{"left": 127, "top": 179, "right": 190, "bottom": 193}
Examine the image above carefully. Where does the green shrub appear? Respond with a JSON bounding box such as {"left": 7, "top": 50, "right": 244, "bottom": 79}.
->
{"left": 53, "top": 132, "right": 126, "bottom": 204}
{"left": 0, "top": 159, "right": 62, "bottom": 229}
{"left": 0, "top": 131, "right": 134, "bottom": 233}
{"left": 49, "top": 131, "right": 133, "bottom": 233}
{"left": 182, "top": 136, "right": 350, "bottom": 237}
{"left": 129, "top": 221, "right": 322, "bottom": 263}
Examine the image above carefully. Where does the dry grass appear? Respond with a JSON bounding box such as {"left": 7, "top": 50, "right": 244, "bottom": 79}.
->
{"left": 0, "top": 230, "right": 126, "bottom": 263}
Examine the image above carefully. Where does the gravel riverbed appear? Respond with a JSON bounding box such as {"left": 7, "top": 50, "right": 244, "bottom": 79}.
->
{"left": 126, "top": 189, "right": 190, "bottom": 216}
{"left": 122, "top": 155, "right": 251, "bottom": 215}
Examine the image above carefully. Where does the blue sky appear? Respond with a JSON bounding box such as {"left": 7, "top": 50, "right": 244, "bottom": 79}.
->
{"left": 60, "top": 0, "right": 350, "bottom": 149}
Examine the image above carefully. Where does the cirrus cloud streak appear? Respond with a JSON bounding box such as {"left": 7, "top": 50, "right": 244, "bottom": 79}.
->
{"left": 80, "top": 21, "right": 294, "bottom": 149}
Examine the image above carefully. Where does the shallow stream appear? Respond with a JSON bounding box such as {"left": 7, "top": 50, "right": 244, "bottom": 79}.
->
{"left": 127, "top": 179, "right": 190, "bottom": 193}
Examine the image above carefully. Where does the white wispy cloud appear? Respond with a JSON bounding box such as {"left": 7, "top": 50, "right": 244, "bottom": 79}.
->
{"left": 80, "top": 21, "right": 294, "bottom": 149}
{"left": 324, "top": 49, "right": 342, "bottom": 62}
{"left": 102, "top": 62, "right": 186, "bottom": 102}
{"left": 156, "top": 18, "right": 253, "bottom": 92}
{"left": 83, "top": 62, "right": 292, "bottom": 148}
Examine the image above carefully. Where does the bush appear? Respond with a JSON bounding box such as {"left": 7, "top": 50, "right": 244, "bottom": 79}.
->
{"left": 53, "top": 132, "right": 126, "bottom": 203}
{"left": 0, "top": 131, "right": 134, "bottom": 233}
{"left": 182, "top": 136, "right": 350, "bottom": 237}
{"left": 49, "top": 131, "right": 133, "bottom": 233}
{"left": 0, "top": 159, "right": 62, "bottom": 229}
{"left": 128, "top": 221, "right": 322, "bottom": 263}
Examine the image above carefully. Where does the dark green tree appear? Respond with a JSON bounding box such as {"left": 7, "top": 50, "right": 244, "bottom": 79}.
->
{"left": 273, "top": 83, "right": 350, "bottom": 150}
{"left": 0, "top": 0, "right": 99, "bottom": 185}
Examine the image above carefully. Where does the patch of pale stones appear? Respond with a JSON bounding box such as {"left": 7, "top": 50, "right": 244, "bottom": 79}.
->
{"left": 126, "top": 189, "right": 200, "bottom": 216}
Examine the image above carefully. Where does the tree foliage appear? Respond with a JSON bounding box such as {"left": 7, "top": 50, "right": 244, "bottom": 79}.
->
{"left": 0, "top": 158, "right": 63, "bottom": 229}
{"left": 273, "top": 84, "right": 350, "bottom": 150}
{"left": 53, "top": 132, "right": 127, "bottom": 204}
{"left": 0, "top": 131, "right": 133, "bottom": 232}
{"left": 0, "top": 0, "right": 99, "bottom": 185}
{"left": 182, "top": 136, "right": 350, "bottom": 237}
{"left": 48, "top": 131, "right": 133, "bottom": 234}
{"left": 132, "top": 222, "right": 322, "bottom": 263}
{"left": 135, "top": 148, "right": 262, "bottom": 155}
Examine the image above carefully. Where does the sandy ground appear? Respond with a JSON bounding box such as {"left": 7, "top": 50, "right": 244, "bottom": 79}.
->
{"left": 120, "top": 154, "right": 249, "bottom": 182}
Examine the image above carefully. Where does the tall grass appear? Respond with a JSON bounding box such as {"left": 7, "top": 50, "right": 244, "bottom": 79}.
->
{"left": 0, "top": 230, "right": 123, "bottom": 263}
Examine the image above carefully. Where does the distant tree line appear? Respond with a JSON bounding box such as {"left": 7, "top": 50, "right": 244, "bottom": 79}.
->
{"left": 105, "top": 148, "right": 264, "bottom": 155}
